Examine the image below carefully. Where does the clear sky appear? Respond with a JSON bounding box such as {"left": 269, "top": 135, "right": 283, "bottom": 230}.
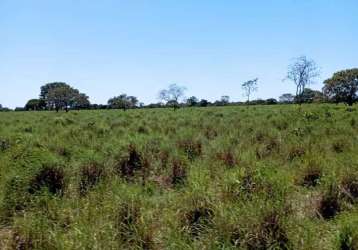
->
{"left": 1, "top": 0, "right": 357, "bottom": 108}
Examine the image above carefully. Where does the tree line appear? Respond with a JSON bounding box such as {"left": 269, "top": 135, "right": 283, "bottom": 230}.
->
{"left": 1, "top": 56, "right": 357, "bottom": 112}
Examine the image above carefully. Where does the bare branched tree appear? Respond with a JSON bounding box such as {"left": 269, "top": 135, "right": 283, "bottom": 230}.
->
{"left": 242, "top": 78, "right": 258, "bottom": 104}
{"left": 286, "top": 56, "right": 320, "bottom": 105}
{"left": 158, "top": 84, "right": 187, "bottom": 110}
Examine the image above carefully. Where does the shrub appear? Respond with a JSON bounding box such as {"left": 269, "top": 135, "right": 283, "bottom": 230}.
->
{"left": 117, "top": 145, "right": 142, "bottom": 179}
{"left": 301, "top": 168, "right": 321, "bottom": 187}
{"left": 298, "top": 164, "right": 322, "bottom": 188}
{"left": 11, "top": 230, "right": 33, "bottom": 250}
{"left": 28, "top": 166, "right": 65, "bottom": 195}
{"left": 0, "top": 138, "right": 10, "bottom": 152}
{"left": 177, "top": 139, "right": 202, "bottom": 161}
{"left": 339, "top": 225, "right": 358, "bottom": 250}
{"left": 332, "top": 139, "right": 348, "bottom": 153}
{"left": 341, "top": 175, "right": 358, "bottom": 203}
{"left": 216, "top": 151, "right": 236, "bottom": 168}
{"left": 256, "top": 138, "right": 280, "bottom": 159}
{"left": 183, "top": 207, "right": 214, "bottom": 238}
{"left": 56, "top": 146, "right": 72, "bottom": 159}
{"left": 171, "top": 158, "right": 187, "bottom": 186}
{"left": 114, "top": 202, "right": 154, "bottom": 248}
{"left": 79, "top": 162, "right": 104, "bottom": 195}
{"left": 1, "top": 177, "right": 29, "bottom": 221}
{"left": 287, "top": 146, "right": 305, "bottom": 161}
{"left": 246, "top": 212, "right": 290, "bottom": 250}
{"left": 317, "top": 186, "right": 341, "bottom": 220}
{"left": 115, "top": 203, "right": 140, "bottom": 242}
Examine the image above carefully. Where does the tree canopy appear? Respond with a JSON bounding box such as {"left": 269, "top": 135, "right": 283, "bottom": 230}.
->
{"left": 295, "top": 88, "right": 324, "bottom": 104}
{"left": 323, "top": 68, "right": 358, "bottom": 106}
{"left": 279, "top": 93, "right": 295, "bottom": 104}
{"left": 25, "top": 99, "right": 46, "bottom": 111}
{"left": 40, "top": 82, "right": 90, "bottom": 112}
{"left": 108, "top": 94, "right": 138, "bottom": 111}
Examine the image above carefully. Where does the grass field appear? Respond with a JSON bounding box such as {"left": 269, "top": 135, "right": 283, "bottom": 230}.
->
{"left": 0, "top": 104, "right": 357, "bottom": 249}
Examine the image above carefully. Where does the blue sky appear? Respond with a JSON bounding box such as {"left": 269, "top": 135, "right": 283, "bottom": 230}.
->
{"left": 0, "top": 0, "right": 357, "bottom": 108}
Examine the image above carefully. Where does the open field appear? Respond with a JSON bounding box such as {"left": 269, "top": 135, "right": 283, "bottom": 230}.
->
{"left": 0, "top": 105, "right": 357, "bottom": 249}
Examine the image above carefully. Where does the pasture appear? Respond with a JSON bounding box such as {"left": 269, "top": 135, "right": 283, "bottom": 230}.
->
{"left": 0, "top": 104, "right": 357, "bottom": 249}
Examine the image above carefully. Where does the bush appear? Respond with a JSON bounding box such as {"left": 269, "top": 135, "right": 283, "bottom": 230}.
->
{"left": 79, "top": 162, "right": 104, "bottom": 195}
{"left": 28, "top": 166, "right": 65, "bottom": 195}
{"left": 117, "top": 145, "right": 142, "bottom": 179}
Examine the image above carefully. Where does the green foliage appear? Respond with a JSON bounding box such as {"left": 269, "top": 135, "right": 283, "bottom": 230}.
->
{"left": 0, "top": 104, "right": 357, "bottom": 249}
{"left": 40, "top": 82, "right": 90, "bottom": 111}
{"left": 108, "top": 94, "right": 138, "bottom": 111}
{"left": 323, "top": 68, "right": 358, "bottom": 106}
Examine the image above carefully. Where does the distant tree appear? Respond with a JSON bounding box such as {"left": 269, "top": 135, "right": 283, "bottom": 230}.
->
{"left": 323, "top": 68, "right": 358, "bottom": 106}
{"left": 90, "top": 104, "right": 108, "bottom": 110}
{"left": 186, "top": 96, "right": 199, "bottom": 107}
{"left": 242, "top": 78, "right": 258, "bottom": 104}
{"left": 286, "top": 56, "right": 320, "bottom": 105}
{"left": 0, "top": 104, "right": 11, "bottom": 112}
{"left": 221, "top": 95, "right": 230, "bottom": 105}
{"left": 198, "top": 99, "right": 209, "bottom": 107}
{"left": 146, "top": 103, "right": 164, "bottom": 109}
{"left": 250, "top": 99, "right": 266, "bottom": 105}
{"left": 312, "top": 91, "right": 326, "bottom": 103}
{"left": 40, "top": 82, "right": 69, "bottom": 101}
{"left": 108, "top": 94, "right": 138, "bottom": 111}
{"left": 279, "top": 93, "right": 295, "bottom": 104}
{"left": 127, "top": 96, "right": 139, "bottom": 108}
{"left": 46, "top": 85, "right": 77, "bottom": 112}
{"left": 71, "top": 93, "right": 90, "bottom": 110}
{"left": 40, "top": 82, "right": 89, "bottom": 112}
{"left": 158, "top": 84, "right": 186, "bottom": 110}
{"left": 25, "top": 99, "right": 46, "bottom": 111}
{"left": 265, "top": 98, "right": 278, "bottom": 105}
{"left": 295, "top": 88, "right": 325, "bottom": 104}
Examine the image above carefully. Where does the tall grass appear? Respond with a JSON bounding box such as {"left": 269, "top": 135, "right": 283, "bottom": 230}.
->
{"left": 0, "top": 104, "right": 357, "bottom": 249}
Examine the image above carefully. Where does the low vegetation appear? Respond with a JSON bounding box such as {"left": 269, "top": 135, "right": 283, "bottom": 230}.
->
{"left": 0, "top": 104, "right": 357, "bottom": 249}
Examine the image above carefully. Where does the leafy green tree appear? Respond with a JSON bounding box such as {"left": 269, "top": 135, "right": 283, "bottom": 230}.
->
{"left": 199, "top": 99, "right": 209, "bottom": 107}
{"left": 25, "top": 99, "right": 46, "bottom": 111}
{"left": 40, "top": 82, "right": 69, "bottom": 101}
{"left": 186, "top": 96, "right": 199, "bottom": 107}
{"left": 46, "top": 85, "right": 76, "bottom": 112}
{"left": 71, "top": 93, "right": 90, "bottom": 110}
{"left": 108, "top": 94, "right": 138, "bottom": 111}
{"left": 221, "top": 95, "right": 230, "bottom": 105}
{"left": 265, "top": 98, "right": 278, "bottom": 105}
{"left": 295, "top": 88, "right": 324, "bottom": 104}
{"left": 323, "top": 68, "right": 358, "bottom": 106}
{"left": 40, "top": 82, "right": 90, "bottom": 111}
{"left": 0, "top": 104, "right": 10, "bottom": 112}
{"left": 279, "top": 93, "right": 295, "bottom": 104}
